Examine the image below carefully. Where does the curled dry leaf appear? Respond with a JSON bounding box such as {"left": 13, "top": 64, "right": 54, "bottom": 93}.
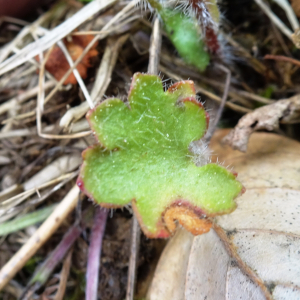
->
{"left": 223, "top": 94, "right": 300, "bottom": 152}
{"left": 36, "top": 35, "right": 98, "bottom": 85}
{"left": 147, "top": 129, "right": 300, "bottom": 300}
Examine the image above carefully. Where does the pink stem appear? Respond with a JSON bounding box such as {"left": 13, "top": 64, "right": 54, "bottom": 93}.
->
{"left": 85, "top": 207, "right": 108, "bottom": 300}
{"left": 30, "top": 224, "right": 82, "bottom": 285}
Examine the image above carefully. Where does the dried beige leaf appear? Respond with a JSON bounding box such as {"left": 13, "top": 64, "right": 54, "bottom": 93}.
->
{"left": 147, "top": 228, "right": 194, "bottom": 300}
{"left": 147, "top": 129, "right": 300, "bottom": 300}
{"left": 223, "top": 94, "right": 300, "bottom": 152}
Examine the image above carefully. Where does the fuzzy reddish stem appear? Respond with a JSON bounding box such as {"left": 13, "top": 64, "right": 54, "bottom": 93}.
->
{"left": 85, "top": 207, "right": 108, "bottom": 300}
{"left": 189, "top": 0, "right": 220, "bottom": 54}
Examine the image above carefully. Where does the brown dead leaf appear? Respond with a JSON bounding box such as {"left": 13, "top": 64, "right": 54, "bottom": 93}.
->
{"left": 292, "top": 0, "right": 300, "bottom": 17}
{"left": 147, "top": 129, "right": 300, "bottom": 300}
{"left": 36, "top": 34, "right": 98, "bottom": 85}
{"left": 223, "top": 94, "right": 300, "bottom": 152}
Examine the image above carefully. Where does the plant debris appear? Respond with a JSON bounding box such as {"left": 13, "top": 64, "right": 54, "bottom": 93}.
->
{"left": 36, "top": 35, "right": 98, "bottom": 85}
{"left": 223, "top": 94, "right": 300, "bottom": 152}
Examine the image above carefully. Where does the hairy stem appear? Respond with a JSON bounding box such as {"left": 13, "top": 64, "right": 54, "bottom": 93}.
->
{"left": 188, "top": 0, "right": 220, "bottom": 53}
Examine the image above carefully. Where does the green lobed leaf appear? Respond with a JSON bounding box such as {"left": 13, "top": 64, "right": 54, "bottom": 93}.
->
{"left": 160, "top": 9, "right": 210, "bottom": 71}
{"left": 78, "top": 73, "right": 243, "bottom": 238}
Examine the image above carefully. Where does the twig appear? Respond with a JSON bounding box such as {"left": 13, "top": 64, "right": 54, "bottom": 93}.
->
{"left": 0, "top": 0, "right": 117, "bottom": 75}
{"left": 206, "top": 63, "right": 231, "bottom": 141}
{"left": 0, "top": 16, "right": 29, "bottom": 27}
{"left": 0, "top": 81, "right": 55, "bottom": 116}
{"left": 11, "top": 44, "right": 58, "bottom": 83}
{"left": 159, "top": 66, "right": 251, "bottom": 114}
{"left": 23, "top": 155, "right": 81, "bottom": 191}
{"left": 60, "top": 34, "right": 129, "bottom": 128}
{"left": 264, "top": 54, "right": 300, "bottom": 68}
{"left": 56, "top": 40, "right": 93, "bottom": 109}
{"left": 0, "top": 171, "right": 74, "bottom": 206}
{"left": 148, "top": 18, "right": 162, "bottom": 74}
{"left": 0, "top": 125, "right": 91, "bottom": 139}
{"left": 253, "top": 0, "right": 293, "bottom": 41}
{"left": 271, "top": 22, "right": 292, "bottom": 57}
{"left": 54, "top": 248, "right": 73, "bottom": 300}
{"left": 20, "top": 225, "right": 81, "bottom": 300}
{"left": 0, "top": 172, "right": 78, "bottom": 224}
{"left": 272, "top": 0, "right": 299, "bottom": 31}
{"left": 44, "top": 1, "right": 136, "bottom": 107}
{"left": 0, "top": 13, "right": 47, "bottom": 63}
{"left": 160, "top": 51, "right": 275, "bottom": 103}
{"left": 85, "top": 207, "right": 108, "bottom": 300}
{"left": 148, "top": 17, "right": 162, "bottom": 75}
{"left": 90, "top": 36, "right": 129, "bottom": 101}
{"left": 126, "top": 216, "right": 141, "bottom": 300}
{"left": 1, "top": 101, "right": 71, "bottom": 124}
{"left": 223, "top": 33, "right": 277, "bottom": 80}
{"left": 35, "top": 46, "right": 91, "bottom": 139}
{"left": 2, "top": 281, "right": 24, "bottom": 299}
{"left": 213, "top": 224, "right": 273, "bottom": 300}
{"left": 0, "top": 185, "right": 80, "bottom": 291}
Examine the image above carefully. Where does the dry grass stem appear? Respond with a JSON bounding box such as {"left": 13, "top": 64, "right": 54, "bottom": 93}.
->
{"left": 0, "top": 167, "right": 79, "bottom": 213}
{"left": 44, "top": 1, "right": 137, "bottom": 108}
{"left": 207, "top": 63, "right": 231, "bottom": 140}
{"left": 23, "top": 154, "right": 81, "bottom": 190}
{"left": 56, "top": 40, "right": 93, "bottom": 108}
{"left": 60, "top": 34, "right": 129, "bottom": 128}
{"left": 0, "top": 185, "right": 80, "bottom": 291}
{"left": 0, "top": 171, "right": 78, "bottom": 223}
{"left": 0, "top": 16, "right": 29, "bottom": 27}
{"left": 90, "top": 34, "right": 129, "bottom": 102}
{"left": 34, "top": 44, "right": 91, "bottom": 139}
{"left": 53, "top": 248, "right": 73, "bottom": 300}
{"left": 126, "top": 216, "right": 141, "bottom": 300}
{"left": 0, "top": 0, "right": 117, "bottom": 75}
{"left": 148, "top": 18, "right": 162, "bottom": 75}
{"left": 0, "top": 81, "right": 55, "bottom": 116}
{"left": 0, "top": 125, "right": 91, "bottom": 139}
{"left": 160, "top": 52, "right": 274, "bottom": 105}
{"left": 224, "top": 33, "right": 277, "bottom": 79}
{"left": 160, "top": 66, "right": 252, "bottom": 114}
{"left": 273, "top": 0, "right": 299, "bottom": 31}
{"left": 254, "top": 0, "right": 295, "bottom": 42}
